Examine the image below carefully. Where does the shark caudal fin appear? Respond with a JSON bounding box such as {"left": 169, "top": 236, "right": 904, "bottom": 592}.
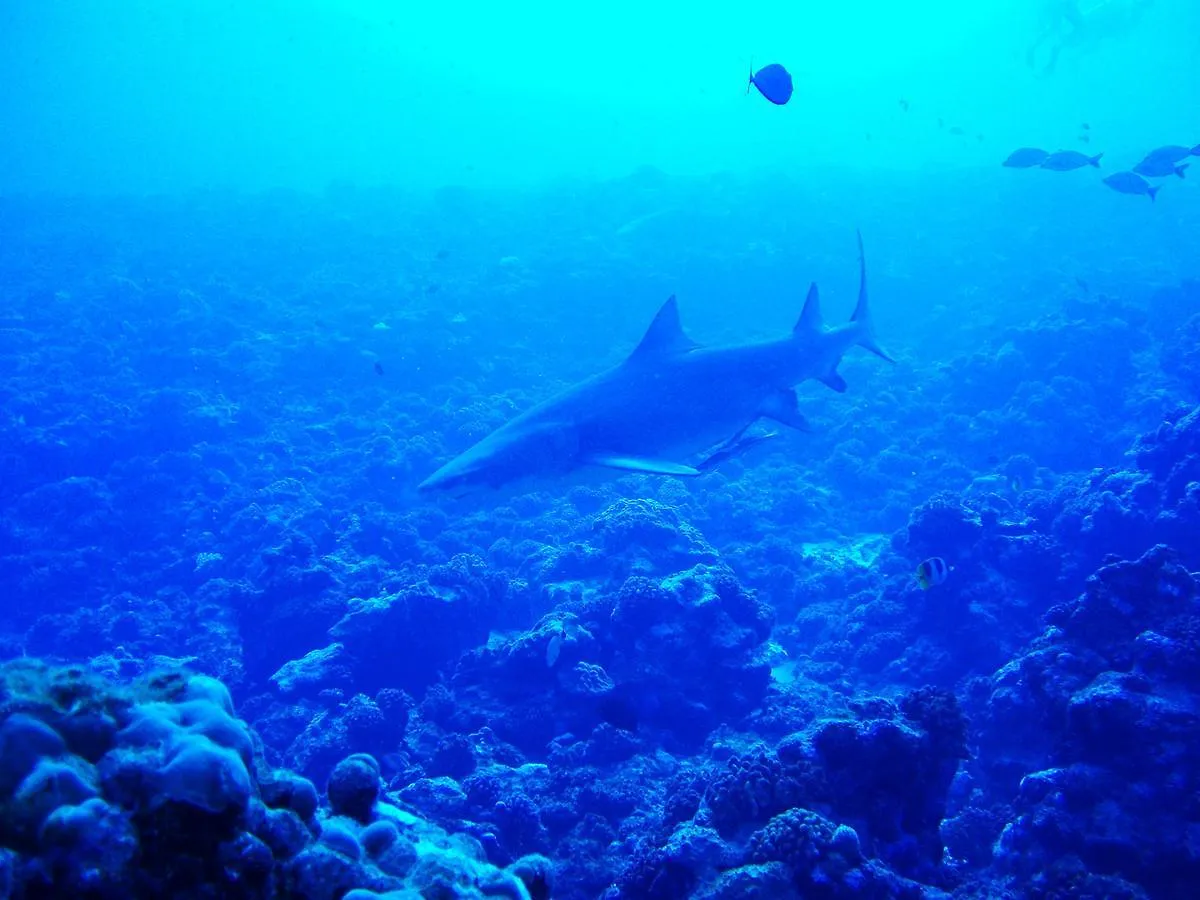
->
{"left": 850, "top": 229, "right": 895, "bottom": 363}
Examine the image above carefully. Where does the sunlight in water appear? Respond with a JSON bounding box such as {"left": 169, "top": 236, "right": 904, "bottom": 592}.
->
{"left": 0, "top": 0, "right": 1191, "bottom": 189}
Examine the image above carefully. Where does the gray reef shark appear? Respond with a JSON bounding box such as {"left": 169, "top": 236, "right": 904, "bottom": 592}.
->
{"left": 418, "top": 231, "right": 893, "bottom": 497}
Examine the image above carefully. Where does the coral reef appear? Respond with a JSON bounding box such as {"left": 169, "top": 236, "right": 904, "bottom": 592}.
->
{"left": 3, "top": 185, "right": 1199, "bottom": 899}
{"left": 0, "top": 662, "right": 547, "bottom": 899}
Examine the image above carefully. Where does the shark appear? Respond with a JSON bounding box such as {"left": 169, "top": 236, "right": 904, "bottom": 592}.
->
{"left": 418, "top": 231, "right": 893, "bottom": 497}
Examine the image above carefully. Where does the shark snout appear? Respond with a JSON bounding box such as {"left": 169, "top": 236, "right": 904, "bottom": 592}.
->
{"left": 416, "top": 464, "right": 461, "bottom": 496}
{"left": 417, "top": 451, "right": 494, "bottom": 498}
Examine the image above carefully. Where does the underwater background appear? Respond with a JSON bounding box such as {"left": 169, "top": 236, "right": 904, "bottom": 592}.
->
{"left": 2, "top": 0, "right": 1200, "bottom": 897}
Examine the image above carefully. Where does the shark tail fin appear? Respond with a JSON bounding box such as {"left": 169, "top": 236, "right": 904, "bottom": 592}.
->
{"left": 851, "top": 229, "right": 895, "bottom": 363}
{"left": 793, "top": 282, "right": 824, "bottom": 335}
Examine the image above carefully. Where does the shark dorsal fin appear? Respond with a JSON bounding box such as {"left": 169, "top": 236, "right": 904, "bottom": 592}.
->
{"left": 794, "top": 282, "right": 824, "bottom": 335}
{"left": 629, "top": 295, "right": 699, "bottom": 362}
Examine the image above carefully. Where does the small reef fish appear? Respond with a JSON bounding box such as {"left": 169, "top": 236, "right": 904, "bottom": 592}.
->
{"left": 965, "top": 473, "right": 1020, "bottom": 499}
{"left": 916, "top": 557, "right": 950, "bottom": 590}
{"left": 1003, "top": 147, "right": 1050, "bottom": 168}
{"left": 1102, "top": 171, "right": 1160, "bottom": 202}
{"left": 1133, "top": 155, "right": 1189, "bottom": 179}
{"left": 748, "top": 64, "right": 793, "bottom": 105}
{"left": 545, "top": 622, "right": 568, "bottom": 667}
{"left": 373, "top": 362, "right": 385, "bottom": 376}
{"left": 1040, "top": 150, "right": 1103, "bottom": 171}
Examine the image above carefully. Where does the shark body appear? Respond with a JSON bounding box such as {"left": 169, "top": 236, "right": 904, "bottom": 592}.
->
{"left": 418, "top": 232, "right": 892, "bottom": 497}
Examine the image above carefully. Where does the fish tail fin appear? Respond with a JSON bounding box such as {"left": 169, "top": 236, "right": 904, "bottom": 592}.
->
{"left": 1177, "top": 163, "right": 1189, "bottom": 179}
{"left": 1149, "top": 184, "right": 1160, "bottom": 202}
{"left": 1089, "top": 153, "right": 1103, "bottom": 167}
{"left": 850, "top": 229, "right": 895, "bottom": 362}
{"left": 747, "top": 57, "right": 754, "bottom": 94}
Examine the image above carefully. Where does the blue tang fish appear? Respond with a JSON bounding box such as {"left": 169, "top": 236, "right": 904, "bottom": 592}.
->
{"left": 748, "top": 63, "right": 793, "bottom": 105}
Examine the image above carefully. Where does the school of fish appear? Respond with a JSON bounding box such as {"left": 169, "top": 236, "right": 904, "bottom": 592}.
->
{"left": 1002, "top": 141, "right": 1199, "bottom": 203}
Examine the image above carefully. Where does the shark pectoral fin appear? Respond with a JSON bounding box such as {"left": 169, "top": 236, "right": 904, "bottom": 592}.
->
{"left": 759, "top": 389, "right": 811, "bottom": 431}
{"left": 586, "top": 455, "right": 702, "bottom": 477}
{"left": 818, "top": 368, "right": 848, "bottom": 393}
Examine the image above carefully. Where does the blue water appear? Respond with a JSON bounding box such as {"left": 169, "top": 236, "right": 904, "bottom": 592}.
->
{"left": 2, "top": 1, "right": 1199, "bottom": 897}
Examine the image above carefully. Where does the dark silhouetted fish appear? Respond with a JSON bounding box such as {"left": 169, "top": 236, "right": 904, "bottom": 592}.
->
{"left": 1103, "top": 171, "right": 1160, "bottom": 202}
{"left": 1133, "top": 156, "right": 1188, "bottom": 179}
{"left": 1141, "top": 144, "right": 1200, "bottom": 165}
{"left": 1003, "top": 147, "right": 1049, "bottom": 168}
{"left": 748, "top": 64, "right": 793, "bottom": 105}
{"left": 374, "top": 362, "right": 385, "bottom": 376}
{"left": 1040, "top": 150, "right": 1102, "bottom": 171}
